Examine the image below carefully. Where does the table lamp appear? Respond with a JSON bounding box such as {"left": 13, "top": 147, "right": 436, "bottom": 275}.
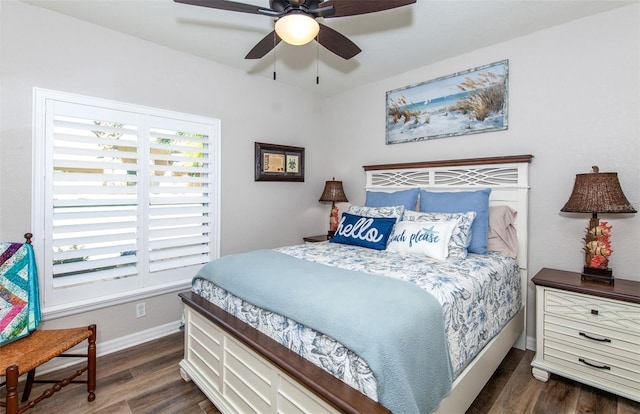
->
{"left": 319, "top": 178, "right": 348, "bottom": 237}
{"left": 561, "top": 166, "right": 636, "bottom": 284}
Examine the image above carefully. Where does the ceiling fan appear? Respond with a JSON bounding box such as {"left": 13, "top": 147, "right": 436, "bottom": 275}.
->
{"left": 174, "top": 0, "right": 416, "bottom": 60}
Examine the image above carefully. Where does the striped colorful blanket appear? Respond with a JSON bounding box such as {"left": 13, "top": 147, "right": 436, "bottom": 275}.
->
{"left": 0, "top": 242, "right": 41, "bottom": 346}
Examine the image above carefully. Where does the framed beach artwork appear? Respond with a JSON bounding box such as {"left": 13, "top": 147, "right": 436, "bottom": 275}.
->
{"left": 255, "top": 142, "right": 305, "bottom": 182}
{"left": 385, "top": 60, "right": 509, "bottom": 145}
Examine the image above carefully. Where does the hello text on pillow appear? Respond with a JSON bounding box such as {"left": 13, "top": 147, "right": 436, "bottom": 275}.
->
{"left": 330, "top": 212, "right": 396, "bottom": 250}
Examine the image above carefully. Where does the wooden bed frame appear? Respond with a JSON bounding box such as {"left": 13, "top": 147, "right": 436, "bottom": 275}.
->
{"left": 179, "top": 154, "right": 533, "bottom": 414}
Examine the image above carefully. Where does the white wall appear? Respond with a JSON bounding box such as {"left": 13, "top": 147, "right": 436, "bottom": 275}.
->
{"left": 0, "top": 0, "right": 329, "bottom": 344}
{"left": 1, "top": 0, "right": 638, "bottom": 349}
{"left": 323, "top": 4, "right": 640, "bottom": 342}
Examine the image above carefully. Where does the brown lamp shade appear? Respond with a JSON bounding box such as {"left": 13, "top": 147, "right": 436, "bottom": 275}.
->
{"left": 319, "top": 178, "right": 348, "bottom": 203}
{"left": 561, "top": 166, "right": 636, "bottom": 214}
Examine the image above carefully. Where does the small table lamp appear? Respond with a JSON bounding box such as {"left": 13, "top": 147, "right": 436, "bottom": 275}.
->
{"left": 319, "top": 178, "right": 348, "bottom": 237}
{"left": 561, "top": 166, "right": 637, "bottom": 284}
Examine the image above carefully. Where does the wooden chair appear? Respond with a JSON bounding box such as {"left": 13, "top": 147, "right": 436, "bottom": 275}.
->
{"left": 0, "top": 234, "right": 97, "bottom": 413}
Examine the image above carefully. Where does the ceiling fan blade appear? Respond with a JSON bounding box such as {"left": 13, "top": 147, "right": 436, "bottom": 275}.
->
{"left": 317, "top": 23, "right": 361, "bottom": 60}
{"left": 174, "top": 0, "right": 269, "bottom": 15}
{"left": 245, "top": 31, "right": 282, "bottom": 59}
{"left": 321, "top": 0, "right": 416, "bottom": 18}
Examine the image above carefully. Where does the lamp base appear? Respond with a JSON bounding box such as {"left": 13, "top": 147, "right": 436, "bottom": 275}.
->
{"left": 581, "top": 266, "right": 614, "bottom": 285}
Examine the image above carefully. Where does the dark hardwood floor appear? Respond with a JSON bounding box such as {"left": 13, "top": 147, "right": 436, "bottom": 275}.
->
{"left": 3, "top": 331, "right": 638, "bottom": 413}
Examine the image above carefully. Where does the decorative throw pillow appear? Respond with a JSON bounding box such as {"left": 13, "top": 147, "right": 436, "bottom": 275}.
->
{"left": 330, "top": 212, "right": 397, "bottom": 250}
{"left": 348, "top": 205, "right": 405, "bottom": 222}
{"left": 365, "top": 188, "right": 419, "bottom": 211}
{"left": 386, "top": 220, "right": 457, "bottom": 260}
{"left": 402, "top": 210, "right": 476, "bottom": 260}
{"left": 419, "top": 189, "right": 491, "bottom": 254}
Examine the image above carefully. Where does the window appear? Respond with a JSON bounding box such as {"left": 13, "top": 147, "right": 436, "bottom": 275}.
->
{"left": 33, "top": 88, "right": 220, "bottom": 317}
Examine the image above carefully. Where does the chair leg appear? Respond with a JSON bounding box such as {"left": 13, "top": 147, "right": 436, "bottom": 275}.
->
{"left": 21, "top": 368, "right": 36, "bottom": 402}
{"left": 5, "top": 365, "right": 19, "bottom": 414}
{"left": 87, "top": 324, "right": 97, "bottom": 402}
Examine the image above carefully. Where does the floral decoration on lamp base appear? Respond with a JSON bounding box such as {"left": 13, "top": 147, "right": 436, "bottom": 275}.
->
{"left": 328, "top": 203, "right": 340, "bottom": 237}
{"left": 582, "top": 220, "right": 613, "bottom": 283}
{"left": 586, "top": 221, "right": 612, "bottom": 269}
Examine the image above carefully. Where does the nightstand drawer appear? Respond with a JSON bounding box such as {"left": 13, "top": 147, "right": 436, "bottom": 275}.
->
{"left": 544, "top": 316, "right": 640, "bottom": 365}
{"left": 544, "top": 314, "right": 640, "bottom": 358}
{"left": 545, "top": 289, "right": 640, "bottom": 332}
{"left": 544, "top": 339, "right": 640, "bottom": 395}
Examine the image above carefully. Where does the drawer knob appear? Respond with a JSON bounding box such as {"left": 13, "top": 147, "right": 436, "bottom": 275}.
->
{"left": 579, "top": 332, "right": 612, "bottom": 343}
{"left": 590, "top": 309, "right": 599, "bottom": 315}
{"left": 579, "top": 358, "right": 611, "bottom": 370}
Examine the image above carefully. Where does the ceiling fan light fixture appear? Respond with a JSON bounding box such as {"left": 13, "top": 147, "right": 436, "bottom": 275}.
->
{"left": 275, "top": 13, "right": 319, "bottom": 46}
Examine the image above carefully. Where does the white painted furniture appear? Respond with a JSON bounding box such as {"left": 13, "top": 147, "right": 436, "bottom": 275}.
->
{"left": 531, "top": 268, "right": 640, "bottom": 402}
{"left": 181, "top": 304, "right": 344, "bottom": 414}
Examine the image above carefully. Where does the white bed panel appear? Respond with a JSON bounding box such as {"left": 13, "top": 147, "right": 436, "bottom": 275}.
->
{"left": 181, "top": 306, "right": 341, "bottom": 414}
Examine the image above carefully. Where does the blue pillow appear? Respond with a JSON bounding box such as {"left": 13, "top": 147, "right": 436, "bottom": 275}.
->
{"left": 419, "top": 189, "right": 491, "bottom": 254}
{"left": 330, "top": 212, "right": 397, "bottom": 250}
{"left": 365, "top": 188, "right": 419, "bottom": 210}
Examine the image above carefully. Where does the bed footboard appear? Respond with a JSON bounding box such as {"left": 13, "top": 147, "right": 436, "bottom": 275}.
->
{"left": 179, "top": 292, "right": 390, "bottom": 414}
{"left": 180, "top": 292, "right": 524, "bottom": 414}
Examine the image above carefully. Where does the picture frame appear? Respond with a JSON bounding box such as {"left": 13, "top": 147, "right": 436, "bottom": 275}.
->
{"left": 255, "top": 142, "right": 305, "bottom": 182}
{"left": 385, "top": 60, "right": 509, "bottom": 145}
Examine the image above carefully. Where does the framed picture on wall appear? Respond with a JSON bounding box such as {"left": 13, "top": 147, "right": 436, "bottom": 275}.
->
{"left": 255, "top": 142, "right": 305, "bottom": 182}
{"left": 385, "top": 60, "right": 509, "bottom": 144}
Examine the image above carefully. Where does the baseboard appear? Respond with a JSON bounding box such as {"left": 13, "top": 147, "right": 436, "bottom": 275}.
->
{"left": 35, "top": 320, "right": 183, "bottom": 376}
{"left": 526, "top": 334, "right": 536, "bottom": 351}
{"left": 97, "top": 319, "right": 183, "bottom": 356}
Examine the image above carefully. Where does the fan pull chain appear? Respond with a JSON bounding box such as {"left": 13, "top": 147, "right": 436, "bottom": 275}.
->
{"left": 273, "top": 30, "right": 277, "bottom": 81}
{"left": 316, "top": 33, "right": 320, "bottom": 85}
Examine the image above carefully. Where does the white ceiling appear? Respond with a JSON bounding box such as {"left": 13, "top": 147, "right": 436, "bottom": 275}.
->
{"left": 21, "top": 0, "right": 634, "bottom": 97}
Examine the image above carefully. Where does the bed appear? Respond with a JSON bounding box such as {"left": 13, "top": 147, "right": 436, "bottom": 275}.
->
{"left": 179, "top": 154, "right": 533, "bottom": 414}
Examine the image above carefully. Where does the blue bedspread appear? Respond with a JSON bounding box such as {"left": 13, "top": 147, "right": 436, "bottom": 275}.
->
{"left": 195, "top": 249, "right": 454, "bottom": 414}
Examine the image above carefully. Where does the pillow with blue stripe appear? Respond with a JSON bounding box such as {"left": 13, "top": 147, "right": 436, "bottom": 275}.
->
{"left": 330, "top": 212, "right": 397, "bottom": 250}
{"left": 365, "top": 188, "right": 419, "bottom": 210}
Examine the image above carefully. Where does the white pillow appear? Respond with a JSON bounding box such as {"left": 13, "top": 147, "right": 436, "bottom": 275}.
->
{"left": 387, "top": 220, "right": 457, "bottom": 260}
{"left": 402, "top": 210, "right": 476, "bottom": 260}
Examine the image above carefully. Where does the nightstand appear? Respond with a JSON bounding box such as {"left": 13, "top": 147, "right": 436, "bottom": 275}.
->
{"left": 303, "top": 234, "right": 331, "bottom": 243}
{"left": 531, "top": 268, "right": 640, "bottom": 402}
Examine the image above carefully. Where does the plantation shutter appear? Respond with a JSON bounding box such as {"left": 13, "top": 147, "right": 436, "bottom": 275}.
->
{"left": 49, "top": 102, "right": 140, "bottom": 289}
{"left": 147, "top": 118, "right": 213, "bottom": 275}
{"left": 34, "top": 89, "right": 220, "bottom": 313}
